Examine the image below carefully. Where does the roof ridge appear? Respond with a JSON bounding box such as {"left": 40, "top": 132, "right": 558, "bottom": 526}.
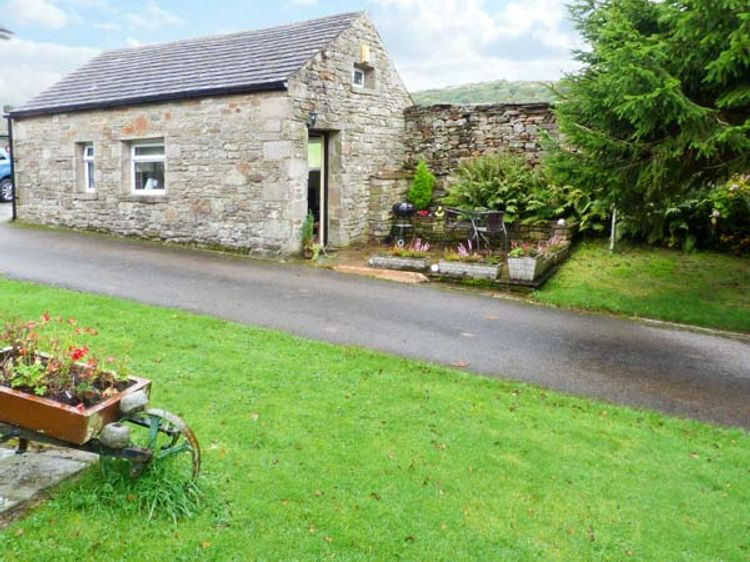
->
{"left": 104, "top": 11, "right": 365, "bottom": 56}
{"left": 11, "top": 11, "right": 367, "bottom": 117}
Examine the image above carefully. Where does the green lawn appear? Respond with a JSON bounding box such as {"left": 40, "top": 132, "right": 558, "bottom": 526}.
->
{"left": 0, "top": 279, "right": 749, "bottom": 561}
{"left": 536, "top": 240, "right": 750, "bottom": 333}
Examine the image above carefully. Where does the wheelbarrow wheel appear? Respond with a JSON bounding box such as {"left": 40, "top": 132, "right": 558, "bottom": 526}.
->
{"left": 125, "top": 408, "right": 201, "bottom": 482}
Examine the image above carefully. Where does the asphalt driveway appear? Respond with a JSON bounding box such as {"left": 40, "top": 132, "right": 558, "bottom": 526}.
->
{"left": 0, "top": 211, "right": 748, "bottom": 428}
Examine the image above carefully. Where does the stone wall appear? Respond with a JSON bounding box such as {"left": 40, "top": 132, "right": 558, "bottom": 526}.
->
{"left": 12, "top": 13, "right": 412, "bottom": 255}
{"left": 404, "top": 103, "right": 557, "bottom": 179}
{"left": 12, "top": 91, "right": 302, "bottom": 256}
{"left": 290, "top": 14, "right": 413, "bottom": 246}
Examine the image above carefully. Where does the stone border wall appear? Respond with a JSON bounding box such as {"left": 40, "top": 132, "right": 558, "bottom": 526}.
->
{"left": 404, "top": 103, "right": 557, "bottom": 179}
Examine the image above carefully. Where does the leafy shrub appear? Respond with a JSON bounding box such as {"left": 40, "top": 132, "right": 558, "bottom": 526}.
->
{"left": 618, "top": 175, "right": 750, "bottom": 253}
{"left": 408, "top": 160, "right": 436, "bottom": 210}
{"left": 526, "top": 183, "right": 610, "bottom": 233}
{"left": 301, "top": 211, "right": 314, "bottom": 248}
{"left": 441, "top": 153, "right": 610, "bottom": 231}
{"left": 442, "top": 153, "right": 543, "bottom": 221}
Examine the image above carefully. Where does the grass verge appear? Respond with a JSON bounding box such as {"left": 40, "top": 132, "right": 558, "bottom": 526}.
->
{"left": 535, "top": 240, "right": 750, "bottom": 333}
{"left": 0, "top": 278, "right": 748, "bottom": 561}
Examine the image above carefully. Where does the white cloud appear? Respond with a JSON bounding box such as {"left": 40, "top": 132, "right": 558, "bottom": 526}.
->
{"left": 372, "top": 0, "right": 582, "bottom": 90}
{"left": 6, "top": 0, "right": 71, "bottom": 29}
{"left": 125, "top": 2, "right": 185, "bottom": 30}
{"left": 0, "top": 37, "right": 99, "bottom": 106}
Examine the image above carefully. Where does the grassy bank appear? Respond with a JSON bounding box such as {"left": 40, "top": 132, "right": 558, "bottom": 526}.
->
{"left": 0, "top": 279, "right": 748, "bottom": 561}
{"left": 536, "top": 240, "right": 750, "bottom": 333}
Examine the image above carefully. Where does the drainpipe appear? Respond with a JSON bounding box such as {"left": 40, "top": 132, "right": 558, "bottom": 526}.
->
{"left": 4, "top": 112, "right": 16, "bottom": 221}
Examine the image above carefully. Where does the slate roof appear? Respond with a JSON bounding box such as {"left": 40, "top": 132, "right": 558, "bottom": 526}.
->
{"left": 12, "top": 12, "right": 363, "bottom": 118}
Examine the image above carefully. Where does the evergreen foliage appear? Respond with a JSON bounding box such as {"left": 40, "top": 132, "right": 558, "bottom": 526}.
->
{"left": 408, "top": 160, "right": 436, "bottom": 210}
{"left": 547, "top": 0, "right": 750, "bottom": 247}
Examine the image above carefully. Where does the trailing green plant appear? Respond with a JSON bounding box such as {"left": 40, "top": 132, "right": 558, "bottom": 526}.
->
{"left": 442, "top": 153, "right": 544, "bottom": 221}
{"left": 301, "top": 211, "right": 315, "bottom": 249}
{"left": 408, "top": 160, "right": 436, "bottom": 210}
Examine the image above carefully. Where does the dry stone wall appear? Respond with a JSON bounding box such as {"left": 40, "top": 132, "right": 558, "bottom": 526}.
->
{"left": 404, "top": 103, "right": 557, "bottom": 179}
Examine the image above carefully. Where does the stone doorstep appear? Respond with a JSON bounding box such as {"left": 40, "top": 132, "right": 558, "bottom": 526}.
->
{"left": 0, "top": 445, "right": 97, "bottom": 524}
{"left": 332, "top": 265, "right": 429, "bottom": 284}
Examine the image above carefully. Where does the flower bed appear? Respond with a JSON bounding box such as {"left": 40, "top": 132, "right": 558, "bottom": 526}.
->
{"left": 0, "top": 315, "right": 143, "bottom": 444}
{"left": 506, "top": 236, "right": 570, "bottom": 282}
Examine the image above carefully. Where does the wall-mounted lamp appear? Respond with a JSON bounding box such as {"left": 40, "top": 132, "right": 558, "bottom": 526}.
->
{"left": 306, "top": 111, "right": 318, "bottom": 129}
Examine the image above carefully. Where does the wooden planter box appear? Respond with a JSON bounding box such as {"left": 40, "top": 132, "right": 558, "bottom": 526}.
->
{"left": 437, "top": 260, "right": 501, "bottom": 280}
{"left": 0, "top": 349, "right": 151, "bottom": 445}
{"left": 369, "top": 255, "right": 430, "bottom": 272}
{"left": 507, "top": 256, "right": 551, "bottom": 282}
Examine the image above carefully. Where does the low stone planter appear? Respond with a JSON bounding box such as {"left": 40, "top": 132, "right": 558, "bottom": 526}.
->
{"left": 507, "top": 256, "right": 551, "bottom": 282}
{"left": 436, "top": 260, "right": 501, "bottom": 280}
{"left": 548, "top": 246, "right": 570, "bottom": 266}
{"left": 368, "top": 255, "right": 430, "bottom": 272}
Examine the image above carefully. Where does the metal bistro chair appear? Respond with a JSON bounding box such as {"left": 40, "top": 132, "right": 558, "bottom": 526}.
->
{"left": 445, "top": 207, "right": 473, "bottom": 241}
{"left": 474, "top": 210, "right": 509, "bottom": 252}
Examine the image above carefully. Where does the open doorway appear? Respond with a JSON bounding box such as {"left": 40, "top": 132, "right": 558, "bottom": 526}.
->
{"left": 307, "top": 132, "right": 327, "bottom": 245}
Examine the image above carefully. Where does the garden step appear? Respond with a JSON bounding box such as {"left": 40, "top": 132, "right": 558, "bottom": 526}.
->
{"left": 332, "top": 265, "right": 429, "bottom": 284}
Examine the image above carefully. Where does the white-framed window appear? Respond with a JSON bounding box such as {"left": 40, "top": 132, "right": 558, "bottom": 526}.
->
{"left": 352, "top": 66, "right": 365, "bottom": 88}
{"left": 131, "top": 141, "right": 165, "bottom": 193}
{"left": 82, "top": 144, "right": 95, "bottom": 192}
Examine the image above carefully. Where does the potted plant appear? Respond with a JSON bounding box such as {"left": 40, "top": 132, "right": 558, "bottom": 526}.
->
{"left": 0, "top": 315, "right": 149, "bottom": 445}
{"left": 507, "top": 240, "right": 551, "bottom": 282}
{"left": 408, "top": 160, "right": 436, "bottom": 218}
{"left": 437, "top": 239, "right": 502, "bottom": 280}
{"left": 369, "top": 238, "right": 432, "bottom": 271}
{"left": 301, "top": 211, "right": 315, "bottom": 259}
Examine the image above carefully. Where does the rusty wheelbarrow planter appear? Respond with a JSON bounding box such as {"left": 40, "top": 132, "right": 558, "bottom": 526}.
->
{"left": 0, "top": 355, "right": 201, "bottom": 481}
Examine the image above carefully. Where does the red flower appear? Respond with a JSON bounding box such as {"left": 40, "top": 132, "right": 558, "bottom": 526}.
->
{"left": 76, "top": 403, "right": 86, "bottom": 412}
{"left": 41, "top": 312, "right": 51, "bottom": 323}
{"left": 70, "top": 346, "right": 89, "bottom": 362}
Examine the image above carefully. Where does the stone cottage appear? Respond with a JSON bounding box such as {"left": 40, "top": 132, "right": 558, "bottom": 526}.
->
{"left": 9, "top": 12, "right": 412, "bottom": 255}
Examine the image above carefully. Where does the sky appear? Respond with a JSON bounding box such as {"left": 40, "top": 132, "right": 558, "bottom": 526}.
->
{"left": 0, "top": 0, "right": 582, "bottom": 107}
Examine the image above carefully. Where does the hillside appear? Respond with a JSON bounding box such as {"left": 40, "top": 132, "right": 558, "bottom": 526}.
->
{"left": 411, "top": 79, "right": 556, "bottom": 105}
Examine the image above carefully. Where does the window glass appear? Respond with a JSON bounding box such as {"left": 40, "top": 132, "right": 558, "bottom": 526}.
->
{"left": 82, "top": 143, "right": 95, "bottom": 191}
{"left": 134, "top": 161, "right": 165, "bottom": 191}
{"left": 308, "top": 137, "right": 322, "bottom": 170}
{"left": 353, "top": 68, "right": 365, "bottom": 87}
{"left": 131, "top": 141, "right": 165, "bottom": 193}
{"left": 134, "top": 145, "right": 165, "bottom": 158}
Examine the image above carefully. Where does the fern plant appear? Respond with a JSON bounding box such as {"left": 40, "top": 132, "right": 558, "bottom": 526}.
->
{"left": 442, "top": 153, "right": 543, "bottom": 222}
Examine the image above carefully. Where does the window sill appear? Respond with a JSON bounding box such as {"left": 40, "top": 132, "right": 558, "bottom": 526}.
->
{"left": 350, "top": 86, "right": 377, "bottom": 96}
{"left": 119, "top": 194, "right": 169, "bottom": 204}
{"left": 74, "top": 192, "right": 98, "bottom": 201}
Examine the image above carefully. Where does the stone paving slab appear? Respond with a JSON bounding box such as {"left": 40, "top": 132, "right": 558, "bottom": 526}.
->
{"left": 332, "top": 264, "right": 429, "bottom": 284}
{"left": 0, "top": 445, "right": 96, "bottom": 523}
